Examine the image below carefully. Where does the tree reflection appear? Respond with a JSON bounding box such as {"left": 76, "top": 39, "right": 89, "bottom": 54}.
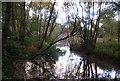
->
{"left": 22, "top": 48, "right": 120, "bottom": 80}
{"left": 62, "top": 54, "right": 98, "bottom": 79}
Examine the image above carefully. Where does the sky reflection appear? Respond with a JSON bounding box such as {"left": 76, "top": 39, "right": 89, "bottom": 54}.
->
{"left": 54, "top": 46, "right": 120, "bottom": 79}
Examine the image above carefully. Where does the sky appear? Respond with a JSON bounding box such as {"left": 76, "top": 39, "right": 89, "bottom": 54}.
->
{"left": 29, "top": 1, "right": 119, "bottom": 26}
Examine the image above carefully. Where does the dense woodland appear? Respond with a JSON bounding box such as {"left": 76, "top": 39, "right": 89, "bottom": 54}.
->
{"left": 2, "top": 1, "right": 120, "bottom": 80}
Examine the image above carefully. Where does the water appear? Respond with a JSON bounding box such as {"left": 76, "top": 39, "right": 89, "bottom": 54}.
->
{"left": 54, "top": 46, "right": 120, "bottom": 79}
{"left": 24, "top": 45, "right": 120, "bottom": 79}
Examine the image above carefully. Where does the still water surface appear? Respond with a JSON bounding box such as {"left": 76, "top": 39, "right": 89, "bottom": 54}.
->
{"left": 25, "top": 45, "right": 120, "bottom": 79}
{"left": 54, "top": 46, "right": 120, "bottom": 79}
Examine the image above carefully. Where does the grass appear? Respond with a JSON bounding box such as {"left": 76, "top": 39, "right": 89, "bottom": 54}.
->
{"left": 71, "top": 40, "right": 120, "bottom": 69}
{"left": 94, "top": 41, "right": 120, "bottom": 59}
{"left": 71, "top": 41, "right": 120, "bottom": 59}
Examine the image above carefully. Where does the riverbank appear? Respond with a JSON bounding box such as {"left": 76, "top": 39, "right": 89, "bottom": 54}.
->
{"left": 70, "top": 41, "right": 120, "bottom": 70}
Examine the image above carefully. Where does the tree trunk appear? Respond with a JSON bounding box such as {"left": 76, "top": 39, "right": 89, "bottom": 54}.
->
{"left": 19, "top": 2, "right": 26, "bottom": 42}
{"left": 2, "top": 2, "right": 11, "bottom": 42}
{"left": 2, "top": 2, "right": 12, "bottom": 56}
{"left": 39, "top": 2, "right": 55, "bottom": 50}
{"left": 118, "top": 12, "right": 120, "bottom": 42}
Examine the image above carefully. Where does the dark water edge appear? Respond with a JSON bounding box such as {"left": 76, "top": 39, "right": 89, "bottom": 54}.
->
{"left": 2, "top": 78, "right": 120, "bottom": 81}
{"left": 70, "top": 48, "right": 120, "bottom": 70}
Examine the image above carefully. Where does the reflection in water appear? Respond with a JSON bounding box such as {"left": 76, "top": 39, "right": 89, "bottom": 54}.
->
{"left": 54, "top": 46, "right": 120, "bottom": 79}
{"left": 24, "top": 46, "right": 120, "bottom": 80}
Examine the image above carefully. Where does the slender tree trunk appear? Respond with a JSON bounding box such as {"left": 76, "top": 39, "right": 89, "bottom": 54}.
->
{"left": 39, "top": 15, "right": 42, "bottom": 41}
{"left": 19, "top": 2, "right": 26, "bottom": 42}
{"left": 118, "top": 11, "right": 120, "bottom": 42}
{"left": 11, "top": 3, "right": 17, "bottom": 39}
{"left": 3, "top": 2, "right": 11, "bottom": 42}
{"left": 2, "top": 2, "right": 12, "bottom": 56}
{"left": 39, "top": 2, "right": 55, "bottom": 50}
